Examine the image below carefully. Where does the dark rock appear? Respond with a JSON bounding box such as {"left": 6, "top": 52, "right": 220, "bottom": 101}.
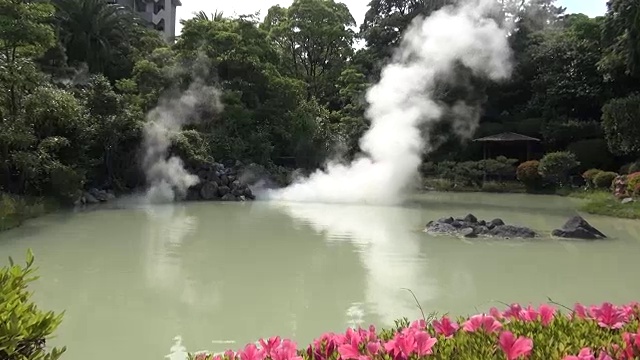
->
{"left": 89, "top": 188, "right": 109, "bottom": 202}
{"left": 489, "top": 225, "right": 536, "bottom": 239}
{"left": 426, "top": 222, "right": 457, "bottom": 234}
{"left": 451, "top": 220, "right": 467, "bottom": 228}
{"left": 221, "top": 193, "right": 237, "bottom": 201}
{"left": 218, "top": 186, "right": 230, "bottom": 197}
{"left": 489, "top": 218, "right": 505, "bottom": 227}
{"left": 230, "top": 180, "right": 241, "bottom": 190}
{"left": 228, "top": 175, "right": 237, "bottom": 184}
{"left": 84, "top": 192, "right": 99, "bottom": 204}
{"left": 463, "top": 214, "right": 478, "bottom": 223}
{"left": 552, "top": 216, "right": 607, "bottom": 240}
{"left": 461, "top": 227, "right": 478, "bottom": 238}
{"left": 186, "top": 188, "right": 200, "bottom": 201}
{"left": 231, "top": 187, "right": 244, "bottom": 197}
{"left": 478, "top": 220, "right": 486, "bottom": 226}
{"left": 200, "top": 181, "right": 219, "bottom": 200}
{"left": 439, "top": 217, "right": 454, "bottom": 224}
{"left": 221, "top": 175, "right": 229, "bottom": 186}
{"left": 244, "top": 188, "right": 255, "bottom": 200}
{"left": 476, "top": 225, "right": 490, "bottom": 235}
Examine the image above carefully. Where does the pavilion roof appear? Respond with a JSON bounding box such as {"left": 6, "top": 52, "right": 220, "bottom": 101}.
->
{"left": 473, "top": 132, "right": 540, "bottom": 142}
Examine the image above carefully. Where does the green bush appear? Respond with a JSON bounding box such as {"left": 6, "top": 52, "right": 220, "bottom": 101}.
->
{"left": 538, "top": 151, "right": 580, "bottom": 186}
{"left": 581, "top": 169, "right": 602, "bottom": 188}
{"left": 0, "top": 251, "right": 66, "bottom": 359}
{"left": 516, "top": 160, "right": 542, "bottom": 190}
{"left": 592, "top": 171, "right": 618, "bottom": 189}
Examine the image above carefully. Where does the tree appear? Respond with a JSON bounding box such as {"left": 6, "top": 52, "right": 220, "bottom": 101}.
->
{"left": 52, "top": 0, "right": 142, "bottom": 79}
{"left": 262, "top": 0, "right": 356, "bottom": 107}
{"left": 600, "top": 0, "right": 640, "bottom": 79}
{"left": 0, "top": 0, "right": 56, "bottom": 117}
{"left": 602, "top": 94, "right": 640, "bottom": 157}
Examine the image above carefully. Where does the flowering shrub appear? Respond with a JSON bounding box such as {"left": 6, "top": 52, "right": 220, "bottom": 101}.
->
{"left": 191, "top": 302, "right": 640, "bottom": 360}
{"left": 627, "top": 172, "right": 640, "bottom": 196}
{"left": 516, "top": 160, "right": 542, "bottom": 190}
{"left": 582, "top": 169, "right": 602, "bottom": 188}
{"left": 593, "top": 171, "right": 618, "bottom": 189}
{"left": 613, "top": 175, "right": 629, "bottom": 199}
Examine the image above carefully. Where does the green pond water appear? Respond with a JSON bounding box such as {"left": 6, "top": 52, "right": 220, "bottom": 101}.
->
{"left": 1, "top": 192, "right": 639, "bottom": 360}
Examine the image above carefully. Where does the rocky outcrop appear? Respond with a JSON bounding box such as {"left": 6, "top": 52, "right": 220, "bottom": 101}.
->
{"left": 552, "top": 216, "right": 607, "bottom": 240}
{"left": 186, "top": 161, "right": 256, "bottom": 202}
{"left": 425, "top": 214, "right": 537, "bottom": 239}
{"left": 76, "top": 188, "right": 116, "bottom": 206}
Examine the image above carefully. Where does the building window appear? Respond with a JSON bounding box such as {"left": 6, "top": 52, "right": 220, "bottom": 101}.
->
{"left": 154, "top": 0, "right": 164, "bottom": 14}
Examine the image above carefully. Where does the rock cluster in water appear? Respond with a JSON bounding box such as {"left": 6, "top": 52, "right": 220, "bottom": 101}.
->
{"left": 425, "top": 214, "right": 537, "bottom": 239}
{"left": 551, "top": 216, "right": 607, "bottom": 240}
{"left": 77, "top": 188, "right": 116, "bottom": 205}
{"left": 186, "top": 161, "right": 256, "bottom": 202}
{"left": 425, "top": 214, "right": 608, "bottom": 240}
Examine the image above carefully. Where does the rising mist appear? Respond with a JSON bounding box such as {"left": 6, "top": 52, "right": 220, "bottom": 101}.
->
{"left": 142, "top": 81, "right": 223, "bottom": 203}
{"left": 265, "top": 0, "right": 513, "bottom": 205}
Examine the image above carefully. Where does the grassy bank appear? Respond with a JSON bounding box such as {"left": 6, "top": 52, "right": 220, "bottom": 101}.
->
{"left": 423, "top": 178, "right": 640, "bottom": 219}
{"left": 569, "top": 190, "right": 640, "bottom": 219}
{"left": 0, "top": 193, "right": 59, "bottom": 231}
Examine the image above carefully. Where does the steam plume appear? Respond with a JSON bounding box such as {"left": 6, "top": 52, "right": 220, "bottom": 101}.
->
{"left": 266, "top": 0, "right": 512, "bottom": 205}
{"left": 142, "top": 81, "right": 222, "bottom": 203}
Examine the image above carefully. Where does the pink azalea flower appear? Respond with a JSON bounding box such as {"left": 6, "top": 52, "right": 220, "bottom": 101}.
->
{"left": 410, "top": 319, "right": 426, "bottom": 330}
{"left": 259, "top": 336, "right": 282, "bottom": 357}
{"left": 240, "top": 344, "right": 265, "bottom": 360}
{"left": 432, "top": 316, "right": 459, "bottom": 338}
{"left": 224, "top": 350, "right": 236, "bottom": 360}
{"left": 592, "top": 303, "right": 628, "bottom": 329}
{"left": 384, "top": 328, "right": 437, "bottom": 360}
{"left": 366, "top": 341, "right": 381, "bottom": 355}
{"left": 413, "top": 331, "right": 437, "bottom": 356}
{"left": 463, "top": 314, "right": 502, "bottom": 333}
{"left": 573, "top": 303, "right": 591, "bottom": 319}
{"left": 623, "top": 328, "right": 640, "bottom": 358}
{"left": 538, "top": 304, "right": 556, "bottom": 325}
{"left": 563, "top": 348, "right": 596, "bottom": 360}
{"left": 338, "top": 341, "right": 367, "bottom": 360}
{"left": 490, "top": 307, "right": 504, "bottom": 320}
{"left": 503, "top": 304, "right": 523, "bottom": 320}
{"left": 499, "top": 331, "right": 533, "bottom": 360}
{"left": 271, "top": 340, "right": 302, "bottom": 360}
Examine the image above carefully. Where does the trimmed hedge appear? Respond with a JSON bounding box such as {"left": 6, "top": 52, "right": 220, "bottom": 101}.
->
{"left": 191, "top": 302, "right": 640, "bottom": 360}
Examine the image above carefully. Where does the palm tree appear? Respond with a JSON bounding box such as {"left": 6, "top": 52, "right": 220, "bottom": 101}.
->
{"left": 193, "top": 10, "right": 225, "bottom": 22}
{"left": 52, "top": 0, "right": 138, "bottom": 73}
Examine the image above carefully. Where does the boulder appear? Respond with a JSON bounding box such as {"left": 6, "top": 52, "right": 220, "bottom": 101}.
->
{"left": 218, "top": 186, "right": 230, "bottom": 197}
{"left": 489, "top": 218, "right": 505, "bottom": 227}
{"left": 220, "top": 175, "right": 229, "bottom": 186}
{"left": 489, "top": 225, "right": 536, "bottom": 239}
{"left": 439, "top": 217, "right": 454, "bottom": 224}
{"left": 199, "top": 181, "right": 219, "bottom": 200}
{"left": 83, "top": 192, "right": 100, "bottom": 204}
{"left": 221, "top": 193, "right": 237, "bottom": 202}
{"left": 552, "top": 216, "right": 607, "bottom": 240}
{"left": 461, "top": 227, "right": 478, "bottom": 238}
{"left": 463, "top": 214, "right": 478, "bottom": 223}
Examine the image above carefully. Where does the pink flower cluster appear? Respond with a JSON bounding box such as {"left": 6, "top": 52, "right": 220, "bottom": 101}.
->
{"left": 194, "top": 301, "right": 640, "bottom": 360}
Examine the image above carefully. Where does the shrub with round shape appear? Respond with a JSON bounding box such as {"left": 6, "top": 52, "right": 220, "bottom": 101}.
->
{"left": 538, "top": 151, "right": 580, "bottom": 186}
{"left": 582, "top": 169, "right": 602, "bottom": 188}
{"left": 516, "top": 160, "right": 541, "bottom": 190}
{"left": 593, "top": 171, "right": 618, "bottom": 189}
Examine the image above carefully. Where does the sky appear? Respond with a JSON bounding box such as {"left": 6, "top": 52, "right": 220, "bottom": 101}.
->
{"left": 175, "top": 0, "right": 608, "bottom": 34}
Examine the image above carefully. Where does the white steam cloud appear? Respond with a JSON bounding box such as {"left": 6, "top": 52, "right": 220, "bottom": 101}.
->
{"left": 142, "top": 81, "right": 223, "bottom": 203}
{"left": 266, "top": 0, "right": 512, "bottom": 205}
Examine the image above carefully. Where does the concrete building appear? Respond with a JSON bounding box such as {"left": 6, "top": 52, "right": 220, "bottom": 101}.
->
{"left": 110, "top": 0, "right": 181, "bottom": 42}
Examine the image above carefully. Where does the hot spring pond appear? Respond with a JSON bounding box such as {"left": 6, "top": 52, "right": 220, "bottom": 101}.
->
{"left": 1, "top": 192, "right": 639, "bottom": 360}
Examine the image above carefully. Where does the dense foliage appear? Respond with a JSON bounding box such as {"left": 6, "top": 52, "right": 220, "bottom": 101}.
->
{"left": 190, "top": 302, "right": 640, "bottom": 360}
{"left": 1, "top": 0, "right": 639, "bottom": 209}
{"left": 0, "top": 252, "right": 65, "bottom": 360}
